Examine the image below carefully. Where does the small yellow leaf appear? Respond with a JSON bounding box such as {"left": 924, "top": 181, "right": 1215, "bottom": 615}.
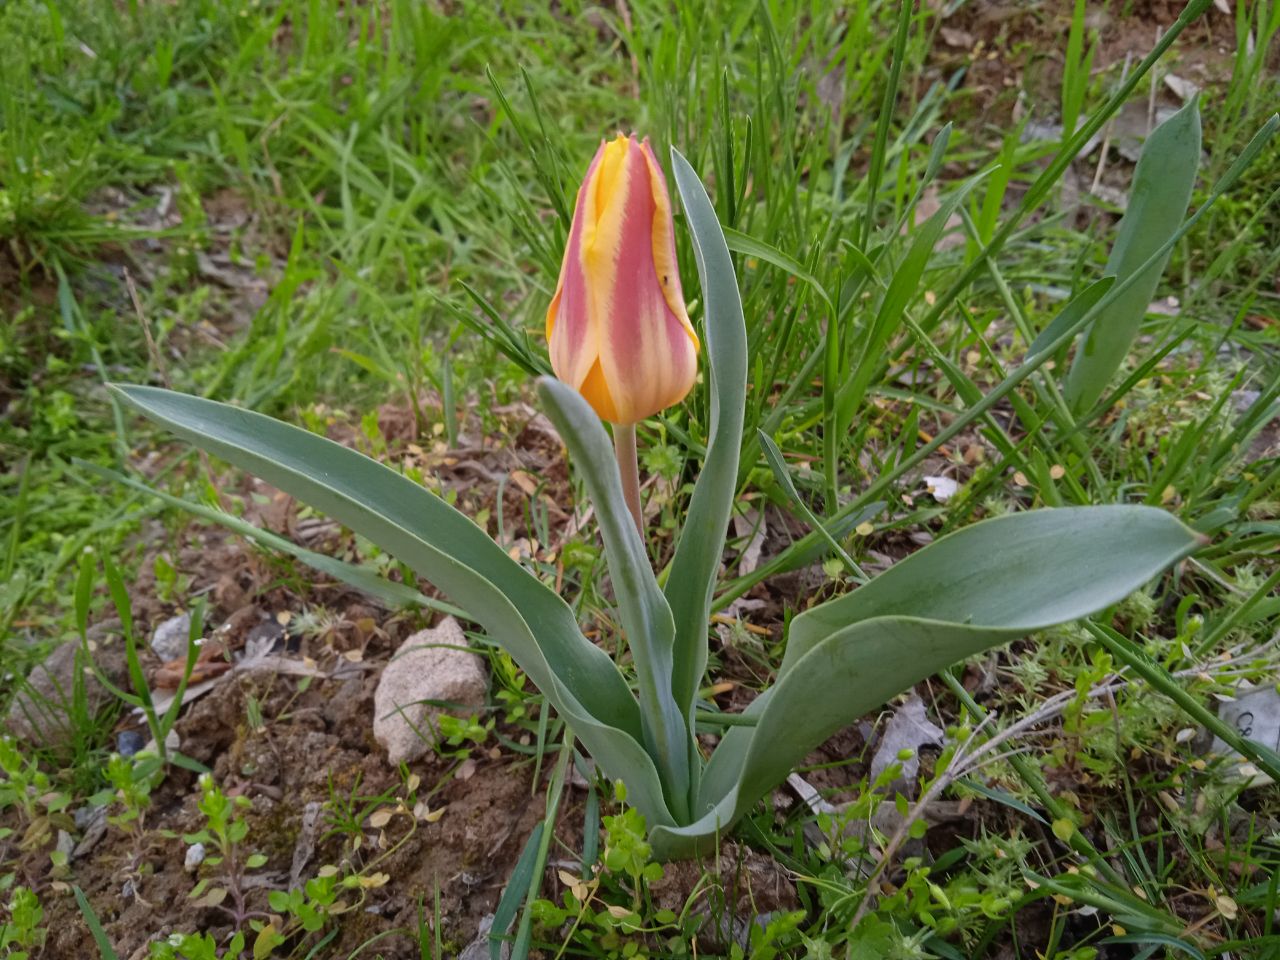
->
{"left": 368, "top": 809, "right": 393, "bottom": 829}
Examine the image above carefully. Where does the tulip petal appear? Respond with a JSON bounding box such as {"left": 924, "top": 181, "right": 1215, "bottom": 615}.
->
{"left": 548, "top": 134, "right": 699, "bottom": 425}
{"left": 594, "top": 140, "right": 699, "bottom": 424}
{"left": 547, "top": 141, "right": 608, "bottom": 393}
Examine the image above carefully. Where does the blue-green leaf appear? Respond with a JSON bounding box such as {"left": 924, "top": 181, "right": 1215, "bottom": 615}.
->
{"left": 665, "top": 147, "right": 749, "bottom": 798}
{"left": 110, "top": 384, "right": 674, "bottom": 829}
{"left": 1064, "top": 98, "right": 1201, "bottom": 412}
{"left": 538, "top": 378, "right": 690, "bottom": 822}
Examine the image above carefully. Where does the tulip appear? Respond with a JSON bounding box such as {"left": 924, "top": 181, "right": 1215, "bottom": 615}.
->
{"left": 546, "top": 134, "right": 700, "bottom": 426}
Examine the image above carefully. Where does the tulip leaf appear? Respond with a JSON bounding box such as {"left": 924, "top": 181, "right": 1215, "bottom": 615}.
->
{"left": 1064, "top": 97, "right": 1201, "bottom": 413}
{"left": 780, "top": 505, "right": 1201, "bottom": 675}
{"left": 538, "top": 378, "right": 690, "bottom": 822}
{"left": 653, "top": 505, "right": 1200, "bottom": 858}
{"left": 665, "top": 147, "right": 749, "bottom": 789}
{"left": 109, "top": 384, "right": 676, "bottom": 829}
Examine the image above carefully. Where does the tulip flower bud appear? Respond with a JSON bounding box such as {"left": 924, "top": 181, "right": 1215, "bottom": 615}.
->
{"left": 546, "top": 134, "right": 700, "bottom": 425}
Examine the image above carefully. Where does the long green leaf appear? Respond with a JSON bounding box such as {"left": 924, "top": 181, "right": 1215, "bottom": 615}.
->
{"left": 665, "top": 147, "right": 749, "bottom": 803}
{"left": 1064, "top": 98, "right": 1201, "bottom": 412}
{"left": 73, "top": 886, "right": 119, "bottom": 960}
{"left": 110, "top": 384, "right": 675, "bottom": 828}
{"left": 654, "top": 506, "right": 1200, "bottom": 858}
{"left": 781, "top": 506, "right": 1201, "bottom": 673}
{"left": 722, "top": 225, "right": 833, "bottom": 313}
{"left": 538, "top": 378, "right": 690, "bottom": 822}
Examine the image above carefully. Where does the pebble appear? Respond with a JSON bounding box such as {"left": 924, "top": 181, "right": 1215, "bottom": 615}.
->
{"left": 372, "top": 617, "right": 488, "bottom": 765}
{"left": 151, "top": 611, "right": 192, "bottom": 661}
{"left": 116, "top": 730, "right": 146, "bottom": 757}
{"left": 185, "top": 842, "right": 206, "bottom": 870}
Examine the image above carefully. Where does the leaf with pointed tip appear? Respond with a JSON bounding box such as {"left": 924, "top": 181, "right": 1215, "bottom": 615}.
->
{"left": 1064, "top": 98, "right": 1201, "bottom": 412}
{"left": 653, "top": 505, "right": 1200, "bottom": 858}
{"left": 665, "top": 147, "right": 749, "bottom": 803}
{"left": 110, "top": 384, "right": 674, "bottom": 828}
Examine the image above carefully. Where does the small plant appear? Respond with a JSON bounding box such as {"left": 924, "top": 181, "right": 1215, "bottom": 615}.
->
{"left": 148, "top": 930, "right": 245, "bottom": 960}
{"left": 102, "top": 753, "right": 155, "bottom": 845}
{"left": 74, "top": 553, "right": 205, "bottom": 772}
{"left": 0, "top": 736, "right": 73, "bottom": 850}
{"left": 184, "top": 774, "right": 271, "bottom": 931}
{"left": 257, "top": 865, "right": 386, "bottom": 956}
{"left": 0, "top": 885, "right": 46, "bottom": 959}
{"left": 434, "top": 713, "right": 493, "bottom": 757}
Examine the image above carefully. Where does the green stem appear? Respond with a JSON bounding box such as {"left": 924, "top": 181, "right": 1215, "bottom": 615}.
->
{"left": 613, "top": 422, "right": 643, "bottom": 536}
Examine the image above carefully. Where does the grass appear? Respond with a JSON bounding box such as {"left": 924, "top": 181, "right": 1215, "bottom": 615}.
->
{"left": 2, "top": 0, "right": 1279, "bottom": 957}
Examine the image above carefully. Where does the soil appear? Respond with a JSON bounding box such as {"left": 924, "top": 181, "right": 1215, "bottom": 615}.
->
{"left": 13, "top": 397, "right": 814, "bottom": 958}
{"left": 43, "top": 670, "right": 545, "bottom": 959}
{"left": 5, "top": 1, "right": 1272, "bottom": 956}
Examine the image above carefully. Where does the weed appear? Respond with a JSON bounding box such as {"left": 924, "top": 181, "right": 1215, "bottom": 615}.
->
{"left": 0, "top": 885, "right": 45, "bottom": 959}
{"left": 0, "top": 736, "right": 73, "bottom": 851}
{"left": 184, "top": 773, "right": 272, "bottom": 931}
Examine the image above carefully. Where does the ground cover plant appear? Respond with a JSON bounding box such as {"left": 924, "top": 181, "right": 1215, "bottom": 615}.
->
{"left": 2, "top": 0, "right": 1279, "bottom": 958}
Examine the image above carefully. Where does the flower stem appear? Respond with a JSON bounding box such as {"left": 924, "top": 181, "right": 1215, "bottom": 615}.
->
{"left": 613, "top": 423, "right": 643, "bottom": 536}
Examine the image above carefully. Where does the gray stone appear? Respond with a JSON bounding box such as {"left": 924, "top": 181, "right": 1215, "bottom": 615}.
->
{"left": 6, "top": 640, "right": 130, "bottom": 749}
{"left": 150, "top": 612, "right": 192, "bottom": 661}
{"left": 372, "top": 617, "right": 487, "bottom": 765}
{"left": 185, "top": 842, "right": 206, "bottom": 870}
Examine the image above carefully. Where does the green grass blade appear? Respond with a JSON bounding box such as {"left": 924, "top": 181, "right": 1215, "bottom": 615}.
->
{"left": 73, "top": 886, "right": 118, "bottom": 960}
{"left": 490, "top": 821, "right": 544, "bottom": 960}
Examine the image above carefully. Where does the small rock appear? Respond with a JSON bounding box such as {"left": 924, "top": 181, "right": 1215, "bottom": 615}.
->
{"left": 116, "top": 730, "right": 146, "bottom": 757}
{"left": 151, "top": 612, "right": 192, "bottom": 661}
{"left": 1233, "top": 389, "right": 1261, "bottom": 412}
{"left": 6, "top": 640, "right": 130, "bottom": 750}
{"left": 72, "top": 806, "right": 108, "bottom": 860}
{"left": 142, "top": 728, "right": 181, "bottom": 756}
{"left": 372, "top": 617, "right": 488, "bottom": 765}
{"left": 185, "top": 843, "right": 206, "bottom": 870}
